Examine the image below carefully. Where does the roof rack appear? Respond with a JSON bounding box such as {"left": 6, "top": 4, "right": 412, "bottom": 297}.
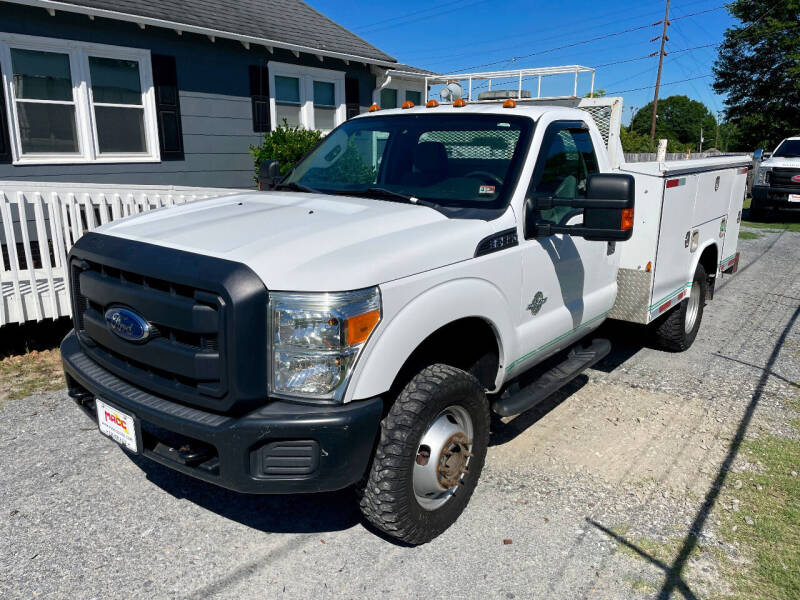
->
{"left": 425, "top": 65, "right": 596, "bottom": 103}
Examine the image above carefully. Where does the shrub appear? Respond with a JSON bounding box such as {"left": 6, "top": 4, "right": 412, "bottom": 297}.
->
{"left": 249, "top": 120, "right": 323, "bottom": 182}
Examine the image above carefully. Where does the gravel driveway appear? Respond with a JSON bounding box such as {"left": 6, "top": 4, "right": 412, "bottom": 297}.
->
{"left": 2, "top": 228, "right": 799, "bottom": 600}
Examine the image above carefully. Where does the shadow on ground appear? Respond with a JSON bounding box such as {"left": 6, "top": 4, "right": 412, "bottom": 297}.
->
{"left": 0, "top": 317, "right": 72, "bottom": 357}
{"left": 126, "top": 452, "right": 361, "bottom": 535}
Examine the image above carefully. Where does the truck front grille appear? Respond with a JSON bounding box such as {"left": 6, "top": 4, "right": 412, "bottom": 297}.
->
{"left": 74, "top": 259, "right": 227, "bottom": 404}
{"left": 768, "top": 168, "right": 800, "bottom": 189}
{"left": 69, "top": 232, "right": 269, "bottom": 414}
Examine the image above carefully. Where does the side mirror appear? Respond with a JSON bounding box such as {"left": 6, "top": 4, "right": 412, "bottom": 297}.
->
{"left": 753, "top": 148, "right": 764, "bottom": 162}
{"left": 258, "top": 160, "right": 282, "bottom": 190}
{"left": 525, "top": 173, "right": 635, "bottom": 242}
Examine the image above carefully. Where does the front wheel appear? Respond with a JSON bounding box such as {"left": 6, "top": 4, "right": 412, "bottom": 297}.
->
{"left": 358, "top": 364, "right": 490, "bottom": 545}
{"left": 652, "top": 264, "right": 708, "bottom": 351}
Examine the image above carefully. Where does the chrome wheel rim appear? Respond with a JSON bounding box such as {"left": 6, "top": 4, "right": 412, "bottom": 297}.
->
{"left": 684, "top": 281, "right": 701, "bottom": 334}
{"left": 413, "top": 406, "right": 474, "bottom": 511}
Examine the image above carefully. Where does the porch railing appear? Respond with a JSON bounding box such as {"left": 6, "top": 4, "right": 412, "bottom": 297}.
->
{"left": 0, "top": 182, "right": 244, "bottom": 327}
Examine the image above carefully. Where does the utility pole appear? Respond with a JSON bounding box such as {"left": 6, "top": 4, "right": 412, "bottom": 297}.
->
{"left": 650, "top": 0, "right": 671, "bottom": 140}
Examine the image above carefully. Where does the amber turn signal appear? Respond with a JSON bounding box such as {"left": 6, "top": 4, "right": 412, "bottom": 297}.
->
{"left": 621, "top": 208, "right": 634, "bottom": 230}
{"left": 426, "top": 99, "right": 439, "bottom": 108}
{"left": 503, "top": 99, "right": 517, "bottom": 108}
{"left": 401, "top": 100, "right": 414, "bottom": 109}
{"left": 453, "top": 98, "right": 467, "bottom": 107}
{"left": 368, "top": 103, "right": 380, "bottom": 112}
{"left": 346, "top": 310, "right": 381, "bottom": 345}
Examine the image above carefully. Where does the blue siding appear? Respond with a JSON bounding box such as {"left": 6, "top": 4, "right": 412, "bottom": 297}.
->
{"left": 0, "top": 3, "right": 377, "bottom": 187}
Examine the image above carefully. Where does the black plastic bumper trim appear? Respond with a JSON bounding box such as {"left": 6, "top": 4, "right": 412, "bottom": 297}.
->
{"left": 62, "top": 331, "right": 383, "bottom": 494}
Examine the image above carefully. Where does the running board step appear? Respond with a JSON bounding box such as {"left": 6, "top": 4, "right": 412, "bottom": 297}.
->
{"left": 492, "top": 338, "right": 611, "bottom": 417}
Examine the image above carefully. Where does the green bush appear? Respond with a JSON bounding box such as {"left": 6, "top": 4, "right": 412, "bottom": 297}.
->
{"left": 249, "top": 120, "right": 323, "bottom": 182}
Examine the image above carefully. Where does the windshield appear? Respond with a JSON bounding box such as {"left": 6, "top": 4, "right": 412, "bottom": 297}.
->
{"left": 283, "top": 114, "right": 534, "bottom": 210}
{"left": 773, "top": 139, "right": 800, "bottom": 158}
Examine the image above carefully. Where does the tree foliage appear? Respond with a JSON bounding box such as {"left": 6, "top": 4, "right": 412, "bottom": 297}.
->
{"left": 629, "top": 95, "right": 716, "bottom": 151}
{"left": 713, "top": 0, "right": 800, "bottom": 150}
{"left": 249, "top": 120, "right": 323, "bottom": 181}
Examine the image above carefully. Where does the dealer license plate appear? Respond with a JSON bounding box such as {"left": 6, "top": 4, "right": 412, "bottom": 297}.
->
{"left": 96, "top": 398, "right": 138, "bottom": 453}
{"left": 789, "top": 194, "right": 800, "bottom": 203}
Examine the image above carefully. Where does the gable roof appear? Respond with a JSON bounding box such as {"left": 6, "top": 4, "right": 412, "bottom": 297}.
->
{"left": 7, "top": 0, "right": 397, "bottom": 64}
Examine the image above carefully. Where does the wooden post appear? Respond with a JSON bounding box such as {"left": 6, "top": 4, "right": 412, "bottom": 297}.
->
{"left": 650, "top": 0, "right": 671, "bottom": 140}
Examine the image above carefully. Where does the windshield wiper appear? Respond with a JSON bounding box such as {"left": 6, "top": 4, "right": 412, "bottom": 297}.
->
{"left": 275, "top": 181, "right": 319, "bottom": 193}
{"left": 335, "top": 187, "right": 424, "bottom": 204}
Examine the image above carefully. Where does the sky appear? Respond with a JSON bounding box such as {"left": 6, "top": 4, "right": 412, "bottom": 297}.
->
{"left": 308, "top": 0, "right": 736, "bottom": 125}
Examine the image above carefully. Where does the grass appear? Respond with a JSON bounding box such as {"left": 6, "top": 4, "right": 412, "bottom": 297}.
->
{"left": 0, "top": 348, "right": 64, "bottom": 407}
{"left": 738, "top": 231, "right": 761, "bottom": 240}
{"left": 714, "top": 414, "right": 800, "bottom": 600}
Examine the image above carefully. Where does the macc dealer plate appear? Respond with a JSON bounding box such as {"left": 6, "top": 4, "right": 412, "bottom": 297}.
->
{"left": 789, "top": 194, "right": 800, "bottom": 203}
{"left": 96, "top": 398, "right": 138, "bottom": 453}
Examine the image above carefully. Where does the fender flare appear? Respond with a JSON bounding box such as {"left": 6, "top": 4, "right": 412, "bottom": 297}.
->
{"left": 690, "top": 240, "right": 719, "bottom": 282}
{"left": 346, "top": 277, "right": 517, "bottom": 401}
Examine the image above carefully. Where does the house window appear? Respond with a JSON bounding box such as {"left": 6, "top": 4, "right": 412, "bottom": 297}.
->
{"left": 405, "top": 90, "right": 422, "bottom": 106}
{"left": 274, "top": 75, "right": 301, "bottom": 127}
{"left": 380, "top": 88, "right": 398, "bottom": 109}
{"left": 0, "top": 33, "right": 159, "bottom": 164}
{"left": 268, "top": 61, "right": 345, "bottom": 133}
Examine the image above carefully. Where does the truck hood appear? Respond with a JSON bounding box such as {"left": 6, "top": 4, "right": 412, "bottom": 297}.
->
{"left": 763, "top": 156, "right": 800, "bottom": 169}
{"left": 97, "top": 192, "right": 498, "bottom": 291}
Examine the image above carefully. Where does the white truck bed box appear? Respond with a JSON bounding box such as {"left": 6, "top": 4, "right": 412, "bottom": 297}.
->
{"left": 610, "top": 156, "right": 750, "bottom": 324}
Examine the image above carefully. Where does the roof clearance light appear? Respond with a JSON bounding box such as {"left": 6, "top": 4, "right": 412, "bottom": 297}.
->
{"left": 426, "top": 99, "right": 439, "bottom": 108}
{"left": 503, "top": 99, "right": 517, "bottom": 108}
{"left": 368, "top": 103, "right": 380, "bottom": 112}
{"left": 453, "top": 98, "right": 467, "bottom": 108}
{"left": 401, "top": 100, "right": 414, "bottom": 109}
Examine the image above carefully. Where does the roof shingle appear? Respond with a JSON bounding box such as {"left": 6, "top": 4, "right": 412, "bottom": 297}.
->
{"left": 41, "top": 0, "right": 397, "bottom": 62}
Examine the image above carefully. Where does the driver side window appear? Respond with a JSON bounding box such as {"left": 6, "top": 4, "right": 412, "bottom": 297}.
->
{"left": 530, "top": 123, "right": 599, "bottom": 225}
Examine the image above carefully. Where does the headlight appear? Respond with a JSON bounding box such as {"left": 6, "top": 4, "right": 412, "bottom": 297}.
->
{"left": 269, "top": 287, "right": 381, "bottom": 402}
{"left": 756, "top": 167, "right": 771, "bottom": 185}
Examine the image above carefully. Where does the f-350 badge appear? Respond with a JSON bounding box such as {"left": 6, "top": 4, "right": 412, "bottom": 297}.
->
{"left": 527, "top": 292, "right": 547, "bottom": 316}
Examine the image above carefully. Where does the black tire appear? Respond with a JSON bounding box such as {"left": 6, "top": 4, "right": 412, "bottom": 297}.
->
{"left": 358, "top": 364, "right": 490, "bottom": 545}
{"left": 652, "top": 264, "right": 707, "bottom": 352}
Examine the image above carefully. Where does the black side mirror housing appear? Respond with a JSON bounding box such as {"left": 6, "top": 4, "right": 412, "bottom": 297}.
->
{"left": 258, "top": 160, "right": 282, "bottom": 190}
{"left": 525, "top": 173, "right": 635, "bottom": 242}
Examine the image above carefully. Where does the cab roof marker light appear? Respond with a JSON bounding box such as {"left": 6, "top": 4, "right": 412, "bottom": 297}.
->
{"left": 426, "top": 99, "right": 439, "bottom": 108}
{"left": 368, "top": 103, "right": 380, "bottom": 112}
{"left": 401, "top": 100, "right": 414, "bottom": 109}
{"left": 503, "top": 99, "right": 517, "bottom": 108}
{"left": 453, "top": 98, "right": 467, "bottom": 107}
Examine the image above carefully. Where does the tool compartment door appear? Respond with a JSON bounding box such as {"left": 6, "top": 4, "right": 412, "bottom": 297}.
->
{"left": 720, "top": 167, "right": 748, "bottom": 271}
{"left": 649, "top": 176, "right": 698, "bottom": 321}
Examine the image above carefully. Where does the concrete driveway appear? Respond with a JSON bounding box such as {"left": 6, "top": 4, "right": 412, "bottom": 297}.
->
{"left": 2, "top": 228, "right": 798, "bottom": 599}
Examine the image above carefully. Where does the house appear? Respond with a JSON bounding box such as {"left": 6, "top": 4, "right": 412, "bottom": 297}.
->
{"left": 0, "top": 0, "right": 432, "bottom": 189}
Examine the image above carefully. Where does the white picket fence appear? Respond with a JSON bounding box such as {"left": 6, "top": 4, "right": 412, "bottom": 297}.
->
{"left": 0, "top": 182, "right": 245, "bottom": 327}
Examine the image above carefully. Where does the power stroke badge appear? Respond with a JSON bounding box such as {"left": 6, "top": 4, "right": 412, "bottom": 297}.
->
{"left": 527, "top": 291, "right": 547, "bottom": 316}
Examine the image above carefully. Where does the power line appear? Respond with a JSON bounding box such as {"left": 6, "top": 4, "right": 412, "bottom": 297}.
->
{"left": 608, "top": 73, "right": 713, "bottom": 94}
{"left": 355, "top": 0, "right": 491, "bottom": 34}
{"left": 352, "top": 0, "right": 464, "bottom": 31}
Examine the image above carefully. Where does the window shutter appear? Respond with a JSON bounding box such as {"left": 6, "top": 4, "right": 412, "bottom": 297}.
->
{"left": 345, "top": 77, "right": 360, "bottom": 120}
{"left": 249, "top": 65, "right": 270, "bottom": 133}
{"left": 151, "top": 54, "right": 184, "bottom": 161}
{"left": 0, "top": 65, "right": 11, "bottom": 163}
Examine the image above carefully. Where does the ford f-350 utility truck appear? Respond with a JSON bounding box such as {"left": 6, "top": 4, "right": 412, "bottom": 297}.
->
{"left": 61, "top": 67, "right": 749, "bottom": 544}
{"left": 751, "top": 136, "right": 800, "bottom": 218}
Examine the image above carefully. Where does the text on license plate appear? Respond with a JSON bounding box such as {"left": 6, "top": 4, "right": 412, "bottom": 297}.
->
{"left": 789, "top": 194, "right": 800, "bottom": 203}
{"left": 96, "top": 398, "right": 137, "bottom": 452}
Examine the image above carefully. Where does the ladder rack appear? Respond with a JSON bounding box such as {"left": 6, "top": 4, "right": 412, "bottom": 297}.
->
{"left": 425, "top": 65, "right": 596, "bottom": 103}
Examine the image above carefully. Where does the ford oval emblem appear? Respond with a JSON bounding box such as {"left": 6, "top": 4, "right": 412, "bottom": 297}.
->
{"left": 104, "top": 307, "right": 151, "bottom": 342}
{"left": 792, "top": 175, "right": 800, "bottom": 183}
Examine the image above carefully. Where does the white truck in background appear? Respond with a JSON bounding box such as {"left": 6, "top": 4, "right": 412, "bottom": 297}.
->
{"left": 751, "top": 136, "right": 800, "bottom": 218}
{"left": 61, "top": 67, "right": 748, "bottom": 545}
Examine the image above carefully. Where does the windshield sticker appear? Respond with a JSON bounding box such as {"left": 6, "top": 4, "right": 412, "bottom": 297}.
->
{"left": 479, "top": 185, "right": 496, "bottom": 195}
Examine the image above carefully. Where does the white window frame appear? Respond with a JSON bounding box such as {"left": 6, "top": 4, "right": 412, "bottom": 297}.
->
{"left": 268, "top": 61, "right": 345, "bottom": 133}
{"left": 0, "top": 33, "right": 160, "bottom": 165}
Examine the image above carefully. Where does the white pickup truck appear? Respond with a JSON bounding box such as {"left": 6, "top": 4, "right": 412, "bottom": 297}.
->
{"left": 61, "top": 69, "right": 749, "bottom": 545}
{"left": 751, "top": 136, "right": 800, "bottom": 218}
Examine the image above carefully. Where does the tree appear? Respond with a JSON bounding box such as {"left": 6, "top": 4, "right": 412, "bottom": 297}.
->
{"left": 249, "top": 120, "right": 322, "bottom": 182}
{"left": 584, "top": 89, "right": 606, "bottom": 98}
{"left": 629, "top": 95, "right": 716, "bottom": 150}
{"left": 713, "top": 0, "right": 800, "bottom": 150}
